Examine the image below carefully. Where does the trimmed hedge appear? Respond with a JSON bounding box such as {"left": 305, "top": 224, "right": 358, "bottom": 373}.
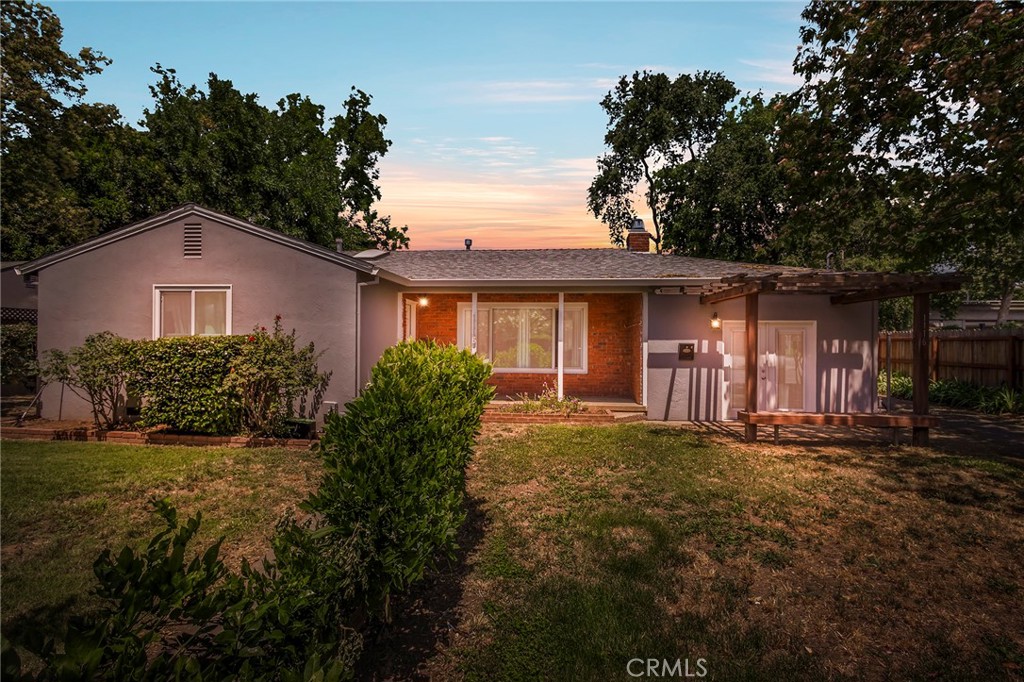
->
{"left": 304, "top": 340, "right": 495, "bottom": 618}
{"left": 128, "top": 336, "right": 245, "bottom": 435}
{"left": 42, "top": 321, "right": 331, "bottom": 435}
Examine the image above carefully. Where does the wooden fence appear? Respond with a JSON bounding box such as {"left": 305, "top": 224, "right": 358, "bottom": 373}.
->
{"left": 878, "top": 329, "right": 1024, "bottom": 389}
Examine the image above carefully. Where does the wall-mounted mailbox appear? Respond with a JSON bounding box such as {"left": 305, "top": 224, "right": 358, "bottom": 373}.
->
{"left": 678, "top": 342, "right": 695, "bottom": 361}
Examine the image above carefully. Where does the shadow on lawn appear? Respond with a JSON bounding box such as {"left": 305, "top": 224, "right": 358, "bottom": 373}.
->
{"left": 355, "top": 495, "right": 488, "bottom": 681}
{"left": 2, "top": 595, "right": 80, "bottom": 655}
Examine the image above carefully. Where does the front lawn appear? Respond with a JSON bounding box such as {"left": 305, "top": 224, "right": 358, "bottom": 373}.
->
{"left": 3, "top": 427, "right": 1023, "bottom": 680}
{"left": 0, "top": 441, "right": 320, "bottom": 643}
{"left": 379, "top": 424, "right": 1024, "bottom": 681}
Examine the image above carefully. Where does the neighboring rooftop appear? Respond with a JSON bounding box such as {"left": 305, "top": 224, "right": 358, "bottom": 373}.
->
{"left": 364, "top": 249, "right": 810, "bottom": 285}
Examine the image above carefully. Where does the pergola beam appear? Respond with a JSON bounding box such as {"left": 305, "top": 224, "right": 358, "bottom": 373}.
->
{"left": 830, "top": 278, "right": 965, "bottom": 305}
{"left": 700, "top": 279, "right": 775, "bottom": 305}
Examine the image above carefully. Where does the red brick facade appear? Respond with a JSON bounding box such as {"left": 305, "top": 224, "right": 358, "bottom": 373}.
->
{"left": 404, "top": 292, "right": 642, "bottom": 403}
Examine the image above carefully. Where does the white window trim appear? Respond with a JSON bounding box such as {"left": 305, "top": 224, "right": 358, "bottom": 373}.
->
{"left": 457, "top": 301, "right": 588, "bottom": 374}
{"left": 152, "top": 285, "right": 233, "bottom": 339}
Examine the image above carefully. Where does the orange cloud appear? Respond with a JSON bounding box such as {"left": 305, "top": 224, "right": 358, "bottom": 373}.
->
{"left": 376, "top": 158, "right": 616, "bottom": 250}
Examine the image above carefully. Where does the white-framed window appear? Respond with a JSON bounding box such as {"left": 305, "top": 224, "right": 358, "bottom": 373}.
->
{"left": 153, "top": 285, "right": 232, "bottom": 339}
{"left": 457, "top": 302, "right": 587, "bottom": 373}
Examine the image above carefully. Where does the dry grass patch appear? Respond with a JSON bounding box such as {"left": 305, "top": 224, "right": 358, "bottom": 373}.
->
{"left": 0, "top": 440, "right": 320, "bottom": 644}
{"left": 404, "top": 423, "right": 1024, "bottom": 681}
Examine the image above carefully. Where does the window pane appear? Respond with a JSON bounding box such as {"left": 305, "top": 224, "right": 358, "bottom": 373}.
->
{"left": 562, "top": 308, "right": 583, "bottom": 370}
{"left": 776, "top": 329, "right": 805, "bottom": 410}
{"left": 161, "top": 291, "right": 191, "bottom": 337}
{"left": 195, "top": 291, "right": 227, "bottom": 335}
{"left": 476, "top": 309, "right": 490, "bottom": 359}
{"left": 491, "top": 308, "right": 521, "bottom": 368}
{"left": 527, "top": 308, "right": 554, "bottom": 369}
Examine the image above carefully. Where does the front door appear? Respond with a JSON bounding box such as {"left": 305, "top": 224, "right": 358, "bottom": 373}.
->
{"left": 761, "top": 323, "right": 814, "bottom": 412}
{"left": 723, "top": 321, "right": 816, "bottom": 417}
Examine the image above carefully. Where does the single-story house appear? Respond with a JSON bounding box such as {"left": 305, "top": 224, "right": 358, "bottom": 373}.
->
{"left": 15, "top": 205, "right": 961, "bottom": 443}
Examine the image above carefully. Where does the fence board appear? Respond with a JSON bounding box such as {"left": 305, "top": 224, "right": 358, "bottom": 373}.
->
{"left": 879, "top": 329, "right": 1023, "bottom": 388}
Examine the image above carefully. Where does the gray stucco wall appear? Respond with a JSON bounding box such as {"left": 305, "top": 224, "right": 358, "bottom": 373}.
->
{"left": 647, "top": 294, "right": 877, "bottom": 421}
{"left": 358, "top": 278, "right": 402, "bottom": 389}
{"left": 1, "top": 266, "right": 38, "bottom": 310}
{"left": 36, "top": 215, "right": 360, "bottom": 422}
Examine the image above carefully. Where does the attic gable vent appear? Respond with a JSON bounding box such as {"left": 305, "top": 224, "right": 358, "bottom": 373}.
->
{"left": 183, "top": 224, "right": 202, "bottom": 258}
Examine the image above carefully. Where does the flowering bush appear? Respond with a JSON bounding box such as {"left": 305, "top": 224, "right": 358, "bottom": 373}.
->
{"left": 222, "top": 316, "right": 332, "bottom": 437}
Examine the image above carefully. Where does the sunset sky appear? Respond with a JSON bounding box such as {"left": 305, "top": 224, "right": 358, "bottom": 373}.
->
{"left": 54, "top": 1, "right": 806, "bottom": 250}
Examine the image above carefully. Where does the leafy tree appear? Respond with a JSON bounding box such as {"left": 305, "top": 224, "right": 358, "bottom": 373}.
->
{"left": 659, "top": 94, "right": 787, "bottom": 262}
{"left": 141, "top": 68, "right": 409, "bottom": 251}
{"left": 783, "top": 1, "right": 1023, "bottom": 321}
{"left": 588, "top": 71, "right": 737, "bottom": 251}
{"left": 0, "top": 0, "right": 124, "bottom": 260}
{"left": 1, "top": 2, "right": 408, "bottom": 260}
{"left": 0, "top": 0, "right": 109, "bottom": 150}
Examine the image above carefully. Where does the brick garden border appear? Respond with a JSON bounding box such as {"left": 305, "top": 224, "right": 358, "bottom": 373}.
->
{"left": 481, "top": 410, "right": 645, "bottom": 425}
{"left": 0, "top": 426, "right": 316, "bottom": 449}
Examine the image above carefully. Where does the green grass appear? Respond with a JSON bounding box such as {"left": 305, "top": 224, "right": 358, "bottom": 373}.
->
{"left": 450, "top": 424, "right": 1024, "bottom": 681}
{"left": 0, "top": 440, "right": 319, "bottom": 642}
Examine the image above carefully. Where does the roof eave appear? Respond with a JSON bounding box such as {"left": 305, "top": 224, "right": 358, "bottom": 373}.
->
{"left": 374, "top": 271, "right": 724, "bottom": 288}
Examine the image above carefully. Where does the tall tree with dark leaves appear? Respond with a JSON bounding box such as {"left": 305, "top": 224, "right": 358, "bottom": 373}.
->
{"left": 783, "top": 1, "right": 1023, "bottom": 321}
{"left": 659, "top": 94, "right": 788, "bottom": 262}
{"left": 141, "top": 69, "right": 408, "bottom": 250}
{"left": 588, "top": 71, "right": 737, "bottom": 252}
{"left": 0, "top": 0, "right": 121, "bottom": 260}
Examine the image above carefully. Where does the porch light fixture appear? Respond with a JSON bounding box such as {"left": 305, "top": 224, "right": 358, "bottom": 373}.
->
{"left": 418, "top": 296, "right": 429, "bottom": 307}
{"left": 710, "top": 312, "right": 721, "bottom": 330}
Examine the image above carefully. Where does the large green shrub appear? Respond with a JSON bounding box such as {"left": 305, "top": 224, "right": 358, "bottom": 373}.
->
{"left": 40, "top": 332, "right": 133, "bottom": 428}
{"left": 0, "top": 322, "right": 38, "bottom": 390}
{"left": 304, "top": 340, "right": 494, "bottom": 618}
{"left": 127, "top": 336, "right": 245, "bottom": 435}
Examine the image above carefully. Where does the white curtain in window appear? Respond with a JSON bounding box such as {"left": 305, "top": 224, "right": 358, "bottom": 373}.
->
{"left": 562, "top": 308, "right": 584, "bottom": 370}
{"left": 195, "top": 291, "right": 227, "bottom": 335}
{"left": 161, "top": 291, "right": 191, "bottom": 337}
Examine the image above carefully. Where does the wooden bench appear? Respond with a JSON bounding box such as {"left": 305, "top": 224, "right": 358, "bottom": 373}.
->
{"left": 736, "top": 410, "right": 940, "bottom": 445}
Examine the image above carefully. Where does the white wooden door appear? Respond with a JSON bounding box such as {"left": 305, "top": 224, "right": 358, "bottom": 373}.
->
{"left": 723, "top": 321, "right": 815, "bottom": 417}
{"left": 760, "top": 322, "right": 815, "bottom": 412}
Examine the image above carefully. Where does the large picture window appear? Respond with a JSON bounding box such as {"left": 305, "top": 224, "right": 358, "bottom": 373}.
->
{"left": 457, "top": 302, "right": 587, "bottom": 373}
{"left": 153, "top": 286, "right": 231, "bottom": 338}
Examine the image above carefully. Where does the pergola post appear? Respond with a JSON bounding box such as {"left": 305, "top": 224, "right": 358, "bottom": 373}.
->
{"left": 912, "top": 292, "right": 930, "bottom": 446}
{"left": 745, "top": 293, "right": 759, "bottom": 442}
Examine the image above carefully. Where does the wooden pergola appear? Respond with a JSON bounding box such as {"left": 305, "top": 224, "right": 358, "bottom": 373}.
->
{"left": 697, "top": 270, "right": 967, "bottom": 446}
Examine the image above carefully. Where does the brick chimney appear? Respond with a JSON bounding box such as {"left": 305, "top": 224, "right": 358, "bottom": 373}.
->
{"left": 626, "top": 218, "right": 651, "bottom": 253}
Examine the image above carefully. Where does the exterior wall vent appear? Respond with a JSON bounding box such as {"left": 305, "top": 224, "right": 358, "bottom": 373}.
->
{"left": 184, "top": 224, "right": 202, "bottom": 258}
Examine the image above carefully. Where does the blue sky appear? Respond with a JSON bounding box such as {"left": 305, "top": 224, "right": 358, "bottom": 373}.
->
{"left": 54, "top": 1, "right": 806, "bottom": 249}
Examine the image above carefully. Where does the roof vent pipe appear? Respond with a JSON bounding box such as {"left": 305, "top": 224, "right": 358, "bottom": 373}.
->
{"left": 335, "top": 238, "right": 345, "bottom": 253}
{"left": 465, "top": 238, "right": 472, "bottom": 251}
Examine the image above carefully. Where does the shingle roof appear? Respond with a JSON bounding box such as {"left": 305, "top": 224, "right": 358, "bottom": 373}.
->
{"left": 368, "top": 249, "right": 810, "bottom": 285}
